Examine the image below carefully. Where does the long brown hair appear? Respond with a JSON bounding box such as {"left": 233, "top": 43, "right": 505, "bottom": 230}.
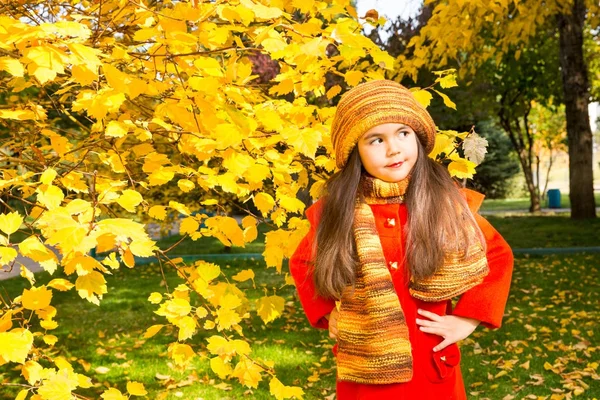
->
{"left": 313, "top": 139, "right": 485, "bottom": 299}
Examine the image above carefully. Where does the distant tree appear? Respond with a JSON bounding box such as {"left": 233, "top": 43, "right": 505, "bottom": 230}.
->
{"left": 469, "top": 121, "right": 521, "bottom": 199}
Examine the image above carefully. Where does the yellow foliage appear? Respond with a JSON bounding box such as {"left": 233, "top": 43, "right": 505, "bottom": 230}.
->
{"left": 22, "top": 286, "right": 53, "bottom": 310}
{"left": 0, "top": 211, "right": 24, "bottom": 235}
{"left": 75, "top": 271, "right": 107, "bottom": 305}
{"left": 0, "top": 328, "right": 33, "bottom": 364}
{"left": 126, "top": 382, "right": 148, "bottom": 396}
{"left": 270, "top": 377, "right": 305, "bottom": 400}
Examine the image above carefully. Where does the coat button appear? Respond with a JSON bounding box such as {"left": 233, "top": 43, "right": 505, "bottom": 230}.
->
{"left": 385, "top": 218, "right": 396, "bottom": 227}
{"left": 389, "top": 261, "right": 398, "bottom": 270}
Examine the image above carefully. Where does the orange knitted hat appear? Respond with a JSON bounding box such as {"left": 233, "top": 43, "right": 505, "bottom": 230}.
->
{"left": 330, "top": 80, "right": 437, "bottom": 169}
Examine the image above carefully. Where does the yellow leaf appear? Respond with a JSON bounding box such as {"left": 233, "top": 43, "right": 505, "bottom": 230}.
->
{"left": 36, "top": 184, "right": 64, "bottom": 210}
{"left": 0, "top": 246, "right": 17, "bottom": 266}
{"left": 0, "top": 311, "right": 13, "bottom": 332}
{"left": 520, "top": 360, "right": 530, "bottom": 370}
{"left": 116, "top": 189, "right": 143, "bottom": 212}
{"left": 40, "top": 319, "right": 58, "bottom": 330}
{"left": 18, "top": 236, "right": 58, "bottom": 274}
{"left": 47, "top": 279, "right": 74, "bottom": 292}
{"left": 100, "top": 388, "right": 127, "bottom": 400}
{"left": 37, "top": 368, "right": 78, "bottom": 400}
{"left": 175, "top": 316, "right": 196, "bottom": 341}
{"left": 105, "top": 121, "right": 129, "bottom": 138}
{"left": 232, "top": 357, "right": 263, "bottom": 388}
{"left": 411, "top": 89, "right": 433, "bottom": 108}
{"left": 232, "top": 269, "right": 255, "bottom": 283}
{"left": 197, "top": 261, "right": 221, "bottom": 282}
{"left": 447, "top": 158, "right": 476, "bottom": 179}
{"left": 178, "top": 179, "right": 195, "bottom": 193}
{"left": 122, "top": 246, "right": 135, "bottom": 268}
{"left": 40, "top": 168, "right": 57, "bottom": 185}
{"left": 0, "top": 211, "right": 24, "bottom": 235}
{"left": 126, "top": 382, "right": 148, "bottom": 396}
{"left": 155, "top": 298, "right": 192, "bottom": 319}
{"left": 326, "top": 84, "right": 342, "bottom": 100}
{"left": 22, "top": 360, "right": 44, "bottom": 385}
{"left": 22, "top": 286, "right": 52, "bottom": 310}
{"left": 148, "top": 292, "right": 163, "bottom": 304}
{"left": 169, "top": 201, "right": 191, "bottom": 216}
{"left": 22, "top": 46, "right": 66, "bottom": 84}
{"left": 269, "top": 79, "right": 294, "bottom": 96}
{"left": 196, "top": 307, "right": 208, "bottom": 319}
{"left": 149, "top": 205, "right": 167, "bottom": 220}
{"left": 437, "top": 73, "right": 458, "bottom": 89}
{"left": 254, "top": 193, "right": 275, "bottom": 216}
{"left": 270, "top": 377, "right": 305, "bottom": 400}
{"left": 75, "top": 271, "right": 107, "bottom": 305}
{"left": 0, "top": 328, "right": 34, "bottom": 363}
{"left": 179, "top": 217, "right": 199, "bottom": 235}
{"left": 495, "top": 370, "right": 507, "bottom": 378}
{"left": 215, "top": 308, "right": 241, "bottom": 330}
{"left": 167, "top": 342, "right": 195, "bottom": 368}
{"left": 239, "top": 0, "right": 282, "bottom": 19}
{"left": 15, "top": 390, "right": 28, "bottom": 400}
{"left": 220, "top": 293, "right": 242, "bottom": 310}
{"left": 149, "top": 168, "right": 175, "bottom": 186}
{"left": 43, "top": 334, "right": 58, "bottom": 346}
{"left": 433, "top": 89, "right": 457, "bottom": 110}
{"left": 278, "top": 194, "right": 305, "bottom": 214}
{"left": 344, "top": 70, "right": 364, "bottom": 86}
{"left": 0, "top": 57, "right": 25, "bottom": 77}
{"left": 143, "top": 324, "right": 164, "bottom": 339}
{"left": 210, "top": 356, "right": 233, "bottom": 379}
{"left": 256, "top": 295, "right": 285, "bottom": 324}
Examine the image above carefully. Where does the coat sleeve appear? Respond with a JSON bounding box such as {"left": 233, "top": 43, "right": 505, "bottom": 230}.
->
{"left": 452, "top": 190, "right": 514, "bottom": 329}
{"left": 288, "top": 200, "right": 336, "bottom": 330}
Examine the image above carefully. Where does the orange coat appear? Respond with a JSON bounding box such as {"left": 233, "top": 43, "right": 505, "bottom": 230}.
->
{"left": 289, "top": 190, "right": 514, "bottom": 400}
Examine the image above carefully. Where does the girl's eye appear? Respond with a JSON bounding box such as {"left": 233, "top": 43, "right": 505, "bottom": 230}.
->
{"left": 370, "top": 138, "right": 383, "bottom": 144}
{"left": 399, "top": 130, "right": 410, "bottom": 137}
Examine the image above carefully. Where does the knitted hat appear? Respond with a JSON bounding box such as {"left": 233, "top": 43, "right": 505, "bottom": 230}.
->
{"left": 330, "top": 80, "right": 437, "bottom": 169}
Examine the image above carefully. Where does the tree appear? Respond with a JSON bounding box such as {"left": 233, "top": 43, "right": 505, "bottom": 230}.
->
{"left": 401, "top": 0, "right": 599, "bottom": 218}
{"left": 0, "top": 1, "right": 476, "bottom": 398}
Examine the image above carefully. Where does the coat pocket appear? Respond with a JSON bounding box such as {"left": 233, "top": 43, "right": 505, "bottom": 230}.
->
{"left": 425, "top": 343, "right": 461, "bottom": 383}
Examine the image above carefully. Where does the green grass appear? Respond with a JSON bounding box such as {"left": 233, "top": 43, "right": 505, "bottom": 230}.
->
{"left": 480, "top": 192, "right": 600, "bottom": 212}
{"left": 487, "top": 215, "right": 600, "bottom": 248}
{"left": 2, "top": 253, "right": 599, "bottom": 399}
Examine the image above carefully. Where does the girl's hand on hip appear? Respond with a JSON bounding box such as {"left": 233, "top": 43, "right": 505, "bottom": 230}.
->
{"left": 415, "top": 309, "right": 480, "bottom": 352}
{"left": 326, "top": 308, "right": 339, "bottom": 340}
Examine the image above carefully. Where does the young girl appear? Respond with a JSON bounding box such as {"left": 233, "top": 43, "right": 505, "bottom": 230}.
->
{"left": 289, "top": 80, "right": 514, "bottom": 399}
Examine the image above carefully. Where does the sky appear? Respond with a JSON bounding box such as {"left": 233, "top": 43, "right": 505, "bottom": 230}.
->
{"left": 355, "top": 0, "right": 422, "bottom": 38}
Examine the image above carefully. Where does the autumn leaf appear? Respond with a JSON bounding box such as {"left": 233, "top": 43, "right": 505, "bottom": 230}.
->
{"left": 0, "top": 211, "right": 23, "bottom": 235}
{"left": 22, "top": 286, "right": 53, "bottom": 310}
{"left": 256, "top": 295, "right": 285, "bottom": 324}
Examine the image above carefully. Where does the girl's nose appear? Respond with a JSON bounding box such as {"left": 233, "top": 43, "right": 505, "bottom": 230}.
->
{"left": 387, "top": 140, "right": 402, "bottom": 157}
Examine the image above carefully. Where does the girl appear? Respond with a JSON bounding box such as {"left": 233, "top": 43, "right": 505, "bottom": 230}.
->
{"left": 289, "top": 80, "right": 514, "bottom": 399}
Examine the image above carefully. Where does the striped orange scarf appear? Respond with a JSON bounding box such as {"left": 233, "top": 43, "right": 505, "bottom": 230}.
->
{"left": 335, "top": 175, "right": 488, "bottom": 384}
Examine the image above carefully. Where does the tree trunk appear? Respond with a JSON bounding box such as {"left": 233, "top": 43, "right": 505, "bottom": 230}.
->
{"left": 557, "top": 0, "right": 597, "bottom": 219}
{"left": 499, "top": 104, "right": 542, "bottom": 213}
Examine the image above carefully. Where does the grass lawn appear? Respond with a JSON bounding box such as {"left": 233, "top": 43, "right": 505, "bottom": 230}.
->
{"left": 480, "top": 193, "right": 600, "bottom": 212}
{"left": 1, "top": 253, "right": 599, "bottom": 399}
{"left": 158, "top": 214, "right": 600, "bottom": 257}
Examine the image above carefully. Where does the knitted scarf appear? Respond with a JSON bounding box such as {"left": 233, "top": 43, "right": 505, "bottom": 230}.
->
{"left": 335, "top": 175, "right": 489, "bottom": 385}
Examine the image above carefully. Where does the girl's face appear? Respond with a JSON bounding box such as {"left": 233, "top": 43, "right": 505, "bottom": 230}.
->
{"left": 357, "top": 123, "right": 419, "bottom": 182}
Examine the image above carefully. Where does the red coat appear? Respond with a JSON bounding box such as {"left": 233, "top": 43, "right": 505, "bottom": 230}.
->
{"left": 289, "top": 190, "right": 514, "bottom": 400}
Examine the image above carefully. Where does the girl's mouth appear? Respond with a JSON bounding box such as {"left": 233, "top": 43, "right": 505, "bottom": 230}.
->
{"left": 386, "top": 162, "right": 403, "bottom": 168}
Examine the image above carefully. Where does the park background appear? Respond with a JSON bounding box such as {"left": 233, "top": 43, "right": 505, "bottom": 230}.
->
{"left": 0, "top": 0, "right": 599, "bottom": 399}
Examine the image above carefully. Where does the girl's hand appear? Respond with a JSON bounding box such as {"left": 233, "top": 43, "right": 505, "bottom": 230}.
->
{"left": 415, "top": 309, "right": 480, "bottom": 352}
{"left": 326, "top": 308, "right": 339, "bottom": 340}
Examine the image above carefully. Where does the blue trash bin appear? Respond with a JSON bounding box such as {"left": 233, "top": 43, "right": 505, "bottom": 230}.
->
{"left": 547, "top": 189, "right": 561, "bottom": 208}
